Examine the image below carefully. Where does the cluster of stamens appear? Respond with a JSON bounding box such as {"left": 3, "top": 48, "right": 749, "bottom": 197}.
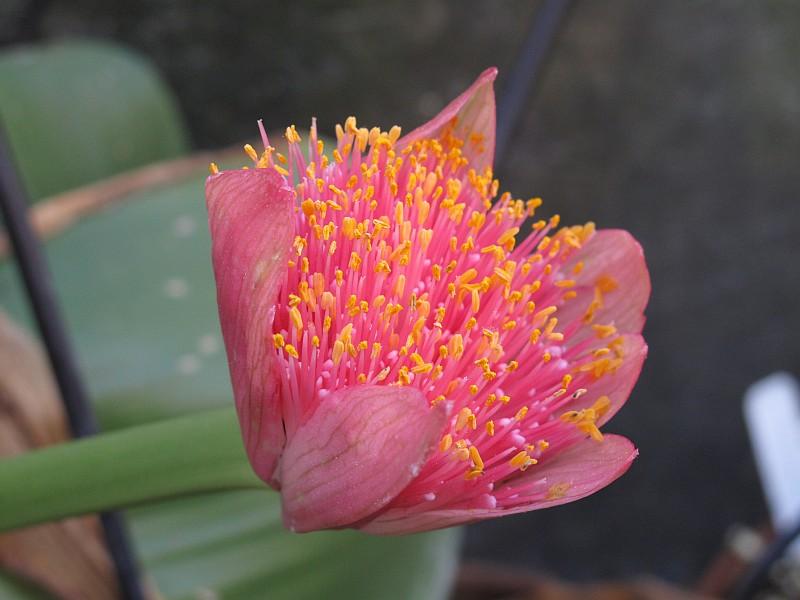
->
{"left": 219, "top": 114, "right": 627, "bottom": 510}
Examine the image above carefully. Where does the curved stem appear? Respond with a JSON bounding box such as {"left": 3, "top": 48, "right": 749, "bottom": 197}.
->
{"left": 0, "top": 407, "right": 263, "bottom": 532}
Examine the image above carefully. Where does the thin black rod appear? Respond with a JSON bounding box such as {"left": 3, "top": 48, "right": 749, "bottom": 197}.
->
{"left": 732, "top": 518, "right": 800, "bottom": 600}
{"left": 495, "top": 0, "right": 573, "bottom": 167}
{"left": 0, "top": 125, "right": 145, "bottom": 600}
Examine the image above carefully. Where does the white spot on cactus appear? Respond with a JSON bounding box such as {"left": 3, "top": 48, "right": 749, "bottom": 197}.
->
{"left": 163, "top": 278, "right": 189, "bottom": 299}
{"left": 174, "top": 214, "right": 197, "bottom": 237}
{"left": 177, "top": 354, "right": 200, "bottom": 375}
{"left": 193, "top": 589, "right": 218, "bottom": 600}
{"left": 197, "top": 334, "right": 219, "bottom": 355}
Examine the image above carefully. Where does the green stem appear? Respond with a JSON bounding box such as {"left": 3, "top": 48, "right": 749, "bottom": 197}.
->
{"left": 0, "top": 407, "right": 263, "bottom": 532}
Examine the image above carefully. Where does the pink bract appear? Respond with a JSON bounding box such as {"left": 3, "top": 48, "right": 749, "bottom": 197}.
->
{"left": 206, "top": 67, "right": 649, "bottom": 534}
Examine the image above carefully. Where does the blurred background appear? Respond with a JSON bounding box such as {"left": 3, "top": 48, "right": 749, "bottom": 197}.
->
{"left": 1, "top": 1, "right": 799, "bottom": 599}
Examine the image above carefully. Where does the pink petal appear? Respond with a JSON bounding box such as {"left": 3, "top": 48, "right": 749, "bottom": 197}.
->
{"left": 561, "top": 229, "right": 651, "bottom": 339}
{"left": 279, "top": 385, "right": 447, "bottom": 532}
{"left": 398, "top": 67, "right": 498, "bottom": 173}
{"left": 206, "top": 168, "right": 295, "bottom": 487}
{"left": 567, "top": 334, "right": 647, "bottom": 425}
{"left": 362, "top": 435, "right": 637, "bottom": 535}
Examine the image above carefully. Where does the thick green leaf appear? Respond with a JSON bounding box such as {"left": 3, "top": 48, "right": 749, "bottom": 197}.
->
{"left": 0, "top": 163, "right": 461, "bottom": 598}
{"left": 131, "top": 491, "right": 460, "bottom": 600}
{"left": 0, "top": 409, "right": 261, "bottom": 531}
{"left": 0, "top": 40, "right": 188, "bottom": 203}
{"left": 0, "top": 171, "right": 228, "bottom": 429}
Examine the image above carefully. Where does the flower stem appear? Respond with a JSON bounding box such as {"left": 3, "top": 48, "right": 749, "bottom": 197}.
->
{"left": 0, "top": 407, "right": 262, "bottom": 532}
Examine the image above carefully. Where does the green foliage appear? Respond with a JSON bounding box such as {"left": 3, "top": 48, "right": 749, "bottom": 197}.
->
{"left": 132, "top": 491, "right": 459, "bottom": 600}
{"left": 0, "top": 40, "right": 188, "bottom": 203}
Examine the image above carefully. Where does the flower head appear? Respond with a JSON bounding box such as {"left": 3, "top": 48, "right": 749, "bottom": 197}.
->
{"left": 206, "top": 68, "right": 649, "bottom": 534}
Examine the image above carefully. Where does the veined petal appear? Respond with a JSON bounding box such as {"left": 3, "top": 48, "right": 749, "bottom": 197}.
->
{"left": 399, "top": 67, "right": 498, "bottom": 173}
{"left": 561, "top": 229, "right": 651, "bottom": 340}
{"left": 280, "top": 385, "right": 447, "bottom": 532}
{"left": 568, "top": 334, "right": 647, "bottom": 425}
{"left": 206, "top": 168, "right": 295, "bottom": 487}
{"left": 362, "top": 435, "right": 637, "bottom": 535}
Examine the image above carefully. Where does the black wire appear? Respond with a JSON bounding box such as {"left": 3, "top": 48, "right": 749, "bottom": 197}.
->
{"left": 732, "top": 518, "right": 800, "bottom": 600}
{"left": 495, "top": 0, "right": 574, "bottom": 169}
{"left": 0, "top": 124, "right": 145, "bottom": 600}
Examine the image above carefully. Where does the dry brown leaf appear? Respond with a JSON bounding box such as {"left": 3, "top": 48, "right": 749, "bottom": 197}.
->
{"left": 0, "top": 310, "right": 121, "bottom": 600}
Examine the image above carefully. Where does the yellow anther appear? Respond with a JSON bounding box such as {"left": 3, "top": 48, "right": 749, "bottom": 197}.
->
{"left": 500, "top": 395, "right": 510, "bottom": 404}
{"left": 543, "top": 317, "right": 559, "bottom": 337}
{"left": 555, "top": 279, "right": 576, "bottom": 288}
{"left": 287, "top": 294, "right": 301, "bottom": 307}
{"left": 284, "top": 125, "right": 301, "bottom": 143}
{"left": 439, "top": 433, "right": 453, "bottom": 452}
{"left": 572, "top": 261, "right": 585, "bottom": 275}
{"left": 510, "top": 450, "right": 536, "bottom": 471}
{"left": 397, "top": 365, "right": 411, "bottom": 385}
{"left": 433, "top": 394, "right": 446, "bottom": 406}
{"left": 454, "top": 447, "right": 470, "bottom": 462}
{"left": 375, "top": 366, "right": 391, "bottom": 382}
{"left": 593, "top": 395, "right": 612, "bottom": 417}
{"left": 468, "top": 445, "right": 484, "bottom": 471}
{"left": 485, "top": 420, "right": 495, "bottom": 436}
{"left": 332, "top": 340, "right": 345, "bottom": 365}
{"left": 455, "top": 407, "right": 476, "bottom": 432}
{"left": 515, "top": 406, "right": 528, "bottom": 421}
{"left": 546, "top": 482, "right": 571, "bottom": 500}
{"left": 562, "top": 374, "right": 573, "bottom": 388}
{"left": 543, "top": 352, "right": 552, "bottom": 363}
{"left": 448, "top": 334, "right": 464, "bottom": 359}
{"left": 507, "top": 360, "right": 519, "bottom": 372}
{"left": 411, "top": 361, "right": 434, "bottom": 375}
{"left": 272, "top": 333, "right": 285, "bottom": 348}
{"left": 289, "top": 306, "right": 303, "bottom": 332}
{"left": 394, "top": 274, "right": 406, "bottom": 298}
{"left": 592, "top": 323, "right": 617, "bottom": 338}
{"left": 469, "top": 288, "right": 481, "bottom": 313}
{"left": 209, "top": 162, "right": 219, "bottom": 175}
{"left": 498, "top": 227, "right": 519, "bottom": 249}
{"left": 596, "top": 275, "right": 618, "bottom": 293}
{"left": 533, "top": 306, "right": 558, "bottom": 325}
{"left": 311, "top": 335, "right": 320, "bottom": 348}
{"left": 243, "top": 143, "right": 258, "bottom": 161}
{"left": 284, "top": 344, "right": 299, "bottom": 359}
{"left": 526, "top": 197, "right": 543, "bottom": 214}
{"left": 465, "top": 469, "right": 484, "bottom": 480}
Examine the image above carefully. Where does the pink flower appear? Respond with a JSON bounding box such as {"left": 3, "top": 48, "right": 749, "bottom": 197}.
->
{"left": 206, "top": 68, "right": 649, "bottom": 535}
